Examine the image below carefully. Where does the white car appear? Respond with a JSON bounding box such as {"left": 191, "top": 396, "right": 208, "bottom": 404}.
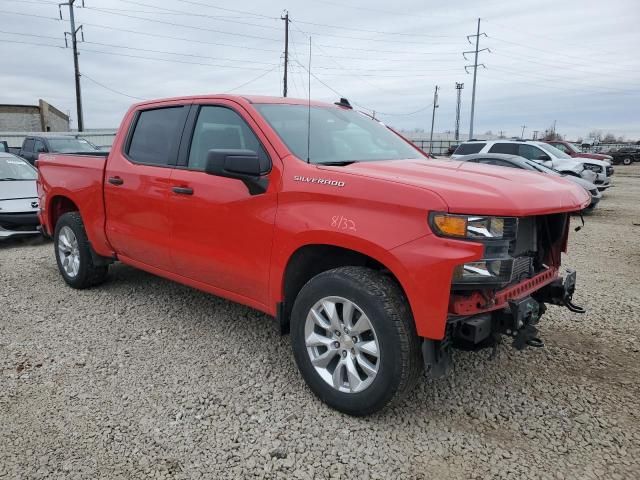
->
{"left": 452, "top": 140, "right": 612, "bottom": 190}
{"left": 0, "top": 153, "right": 41, "bottom": 239}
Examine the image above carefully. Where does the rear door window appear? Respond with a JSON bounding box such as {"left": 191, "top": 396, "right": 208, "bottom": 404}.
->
{"left": 454, "top": 143, "right": 486, "bottom": 155}
{"left": 488, "top": 143, "right": 518, "bottom": 154}
{"left": 22, "top": 139, "right": 35, "bottom": 152}
{"left": 34, "top": 139, "right": 47, "bottom": 153}
{"left": 518, "top": 144, "right": 547, "bottom": 160}
{"left": 127, "top": 106, "right": 188, "bottom": 166}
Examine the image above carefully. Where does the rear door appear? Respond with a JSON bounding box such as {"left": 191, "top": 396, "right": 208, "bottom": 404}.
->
{"left": 104, "top": 103, "right": 189, "bottom": 270}
{"left": 21, "top": 138, "right": 36, "bottom": 164}
{"left": 167, "top": 101, "right": 279, "bottom": 306}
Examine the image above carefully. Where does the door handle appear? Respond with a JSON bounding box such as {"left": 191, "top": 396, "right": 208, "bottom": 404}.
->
{"left": 172, "top": 186, "right": 194, "bottom": 195}
{"left": 108, "top": 176, "right": 124, "bottom": 186}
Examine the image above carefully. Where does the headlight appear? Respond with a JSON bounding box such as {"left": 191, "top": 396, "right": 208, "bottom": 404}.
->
{"left": 430, "top": 213, "right": 519, "bottom": 287}
{"left": 429, "top": 213, "right": 513, "bottom": 240}
{"left": 583, "top": 163, "right": 602, "bottom": 173}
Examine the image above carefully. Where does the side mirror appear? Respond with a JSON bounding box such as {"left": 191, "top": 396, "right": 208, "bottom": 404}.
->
{"left": 205, "top": 149, "right": 268, "bottom": 195}
{"left": 536, "top": 154, "right": 551, "bottom": 161}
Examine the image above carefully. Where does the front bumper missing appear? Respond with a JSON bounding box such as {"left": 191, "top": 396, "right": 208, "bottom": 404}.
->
{"left": 423, "top": 269, "right": 585, "bottom": 378}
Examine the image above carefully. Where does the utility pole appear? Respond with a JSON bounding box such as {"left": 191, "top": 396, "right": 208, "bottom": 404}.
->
{"left": 532, "top": 130, "right": 539, "bottom": 141}
{"left": 498, "top": 130, "right": 505, "bottom": 138}
{"left": 521, "top": 125, "right": 527, "bottom": 139}
{"left": 464, "top": 18, "right": 489, "bottom": 140}
{"left": 60, "top": 0, "right": 85, "bottom": 131}
{"left": 428, "top": 85, "right": 439, "bottom": 155}
{"left": 281, "top": 10, "right": 289, "bottom": 97}
{"left": 454, "top": 82, "right": 464, "bottom": 141}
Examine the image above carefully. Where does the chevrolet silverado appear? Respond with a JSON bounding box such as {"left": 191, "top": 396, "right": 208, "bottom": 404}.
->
{"left": 37, "top": 95, "right": 589, "bottom": 415}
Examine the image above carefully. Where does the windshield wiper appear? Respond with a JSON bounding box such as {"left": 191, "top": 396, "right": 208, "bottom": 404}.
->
{"left": 0, "top": 177, "right": 21, "bottom": 181}
{"left": 315, "top": 160, "right": 357, "bottom": 166}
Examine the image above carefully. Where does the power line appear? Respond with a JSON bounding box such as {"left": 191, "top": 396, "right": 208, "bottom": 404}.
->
{"left": 104, "top": 0, "right": 282, "bottom": 31}
{"left": 0, "top": 38, "right": 65, "bottom": 49}
{"left": 225, "top": 64, "right": 281, "bottom": 93}
{"left": 81, "top": 73, "right": 146, "bottom": 100}
{"left": 0, "top": 9, "right": 61, "bottom": 21}
{"left": 81, "top": 40, "right": 278, "bottom": 66}
{"left": 0, "top": 29, "right": 62, "bottom": 41}
{"left": 174, "top": 0, "right": 277, "bottom": 20}
{"left": 78, "top": 47, "right": 277, "bottom": 71}
{"left": 81, "top": 22, "right": 282, "bottom": 53}
{"left": 78, "top": 6, "right": 282, "bottom": 42}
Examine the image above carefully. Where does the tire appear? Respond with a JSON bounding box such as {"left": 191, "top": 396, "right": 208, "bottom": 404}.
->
{"left": 290, "top": 266, "right": 422, "bottom": 416}
{"left": 54, "top": 212, "right": 108, "bottom": 289}
{"left": 622, "top": 157, "right": 633, "bottom": 166}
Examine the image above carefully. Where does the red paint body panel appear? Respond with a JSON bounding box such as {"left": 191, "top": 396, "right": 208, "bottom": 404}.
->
{"left": 36, "top": 94, "right": 589, "bottom": 341}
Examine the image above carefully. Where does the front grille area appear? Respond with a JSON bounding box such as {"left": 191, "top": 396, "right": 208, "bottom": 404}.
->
{"left": 606, "top": 166, "right": 614, "bottom": 176}
{"left": 507, "top": 213, "right": 567, "bottom": 284}
{"left": 0, "top": 212, "right": 39, "bottom": 229}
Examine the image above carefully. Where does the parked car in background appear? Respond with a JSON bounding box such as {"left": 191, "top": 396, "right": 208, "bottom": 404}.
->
{"left": 0, "top": 152, "right": 41, "bottom": 239}
{"left": 452, "top": 140, "right": 612, "bottom": 191}
{"left": 606, "top": 147, "right": 640, "bottom": 165}
{"left": 455, "top": 153, "right": 602, "bottom": 210}
{"left": 446, "top": 144, "right": 458, "bottom": 156}
{"left": 19, "top": 135, "right": 100, "bottom": 165}
{"left": 545, "top": 140, "right": 613, "bottom": 163}
{"left": 37, "top": 94, "right": 589, "bottom": 415}
{"left": 0, "top": 141, "right": 9, "bottom": 153}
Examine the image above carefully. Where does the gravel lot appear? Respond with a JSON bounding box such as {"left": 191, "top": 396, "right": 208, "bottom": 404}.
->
{"left": 1, "top": 165, "right": 639, "bottom": 480}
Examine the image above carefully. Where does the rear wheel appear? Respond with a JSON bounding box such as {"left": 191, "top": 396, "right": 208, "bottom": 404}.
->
{"left": 54, "top": 212, "right": 108, "bottom": 289}
{"left": 290, "top": 266, "right": 421, "bottom": 415}
{"left": 622, "top": 157, "right": 633, "bottom": 166}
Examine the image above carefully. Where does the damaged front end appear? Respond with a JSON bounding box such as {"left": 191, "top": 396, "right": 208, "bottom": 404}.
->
{"left": 423, "top": 212, "right": 585, "bottom": 378}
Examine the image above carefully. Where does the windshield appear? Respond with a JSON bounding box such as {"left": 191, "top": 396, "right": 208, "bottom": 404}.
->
{"left": 567, "top": 143, "right": 581, "bottom": 154}
{"left": 524, "top": 159, "right": 561, "bottom": 176}
{"left": 48, "top": 137, "right": 98, "bottom": 153}
{"left": 536, "top": 142, "right": 572, "bottom": 159}
{"left": 255, "top": 104, "right": 425, "bottom": 164}
{"left": 0, "top": 155, "right": 37, "bottom": 180}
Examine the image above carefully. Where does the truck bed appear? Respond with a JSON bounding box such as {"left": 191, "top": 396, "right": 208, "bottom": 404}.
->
{"left": 37, "top": 153, "right": 113, "bottom": 257}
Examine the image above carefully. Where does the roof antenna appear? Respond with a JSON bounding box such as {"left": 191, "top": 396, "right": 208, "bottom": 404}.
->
{"left": 306, "top": 36, "right": 312, "bottom": 164}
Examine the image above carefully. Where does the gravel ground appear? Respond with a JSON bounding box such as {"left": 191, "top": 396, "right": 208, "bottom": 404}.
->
{"left": 1, "top": 165, "right": 639, "bottom": 480}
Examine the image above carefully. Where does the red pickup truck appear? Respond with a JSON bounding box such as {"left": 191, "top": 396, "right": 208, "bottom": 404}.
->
{"left": 37, "top": 95, "right": 589, "bottom": 415}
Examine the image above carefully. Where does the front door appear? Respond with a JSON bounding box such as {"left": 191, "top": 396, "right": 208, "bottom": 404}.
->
{"left": 104, "top": 104, "right": 189, "bottom": 270}
{"left": 167, "top": 102, "right": 278, "bottom": 306}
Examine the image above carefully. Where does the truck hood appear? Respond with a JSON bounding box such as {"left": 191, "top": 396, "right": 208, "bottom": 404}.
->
{"left": 333, "top": 159, "right": 590, "bottom": 216}
{"left": 0, "top": 180, "right": 37, "bottom": 201}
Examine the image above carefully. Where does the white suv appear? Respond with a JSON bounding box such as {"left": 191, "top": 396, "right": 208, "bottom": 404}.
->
{"left": 452, "top": 140, "right": 611, "bottom": 190}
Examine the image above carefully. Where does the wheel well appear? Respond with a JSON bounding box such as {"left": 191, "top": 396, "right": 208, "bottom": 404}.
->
{"left": 279, "top": 244, "right": 400, "bottom": 334}
{"left": 50, "top": 196, "right": 79, "bottom": 231}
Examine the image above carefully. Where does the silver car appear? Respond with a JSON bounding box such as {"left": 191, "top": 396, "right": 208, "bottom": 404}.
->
{"left": 0, "top": 153, "right": 41, "bottom": 239}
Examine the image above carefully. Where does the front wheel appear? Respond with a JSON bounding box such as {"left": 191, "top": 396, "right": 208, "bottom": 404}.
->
{"left": 290, "top": 267, "right": 422, "bottom": 416}
{"left": 622, "top": 157, "right": 633, "bottom": 166}
{"left": 54, "top": 212, "right": 108, "bottom": 289}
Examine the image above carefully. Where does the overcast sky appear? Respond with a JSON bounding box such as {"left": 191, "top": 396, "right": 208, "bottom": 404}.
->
{"left": 1, "top": 0, "right": 639, "bottom": 140}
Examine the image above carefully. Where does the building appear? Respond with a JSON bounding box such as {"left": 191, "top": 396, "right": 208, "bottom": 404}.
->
{"left": 0, "top": 100, "right": 70, "bottom": 132}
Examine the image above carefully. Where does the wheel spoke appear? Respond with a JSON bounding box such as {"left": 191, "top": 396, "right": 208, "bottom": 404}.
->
{"left": 305, "top": 331, "right": 333, "bottom": 348}
{"left": 355, "top": 354, "right": 378, "bottom": 377}
{"left": 321, "top": 300, "right": 342, "bottom": 331}
{"left": 309, "top": 309, "right": 331, "bottom": 330}
{"left": 351, "top": 313, "right": 372, "bottom": 335}
{"left": 341, "top": 301, "right": 355, "bottom": 329}
{"left": 311, "top": 348, "right": 339, "bottom": 368}
{"left": 345, "top": 356, "right": 363, "bottom": 391}
{"left": 332, "top": 360, "right": 345, "bottom": 389}
{"left": 356, "top": 340, "right": 378, "bottom": 358}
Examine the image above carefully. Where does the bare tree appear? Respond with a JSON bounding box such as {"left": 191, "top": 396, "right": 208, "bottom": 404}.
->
{"left": 602, "top": 133, "right": 617, "bottom": 144}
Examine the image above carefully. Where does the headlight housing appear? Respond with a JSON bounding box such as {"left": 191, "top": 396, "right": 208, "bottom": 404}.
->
{"left": 583, "top": 163, "right": 602, "bottom": 173}
{"left": 429, "top": 213, "right": 514, "bottom": 240}
{"left": 429, "top": 213, "right": 519, "bottom": 287}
